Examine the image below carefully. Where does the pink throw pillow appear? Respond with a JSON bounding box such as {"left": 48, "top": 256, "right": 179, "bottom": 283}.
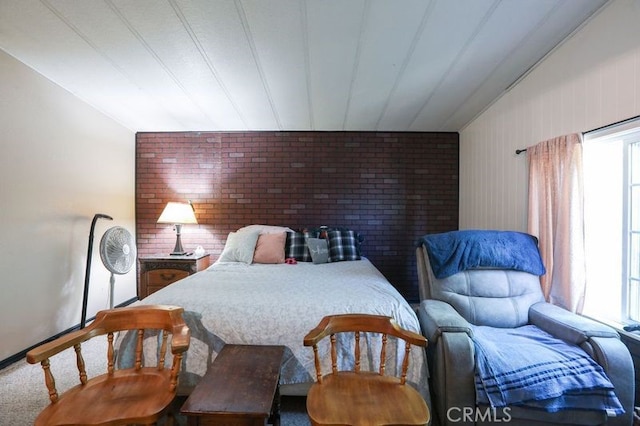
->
{"left": 253, "top": 232, "right": 286, "bottom": 264}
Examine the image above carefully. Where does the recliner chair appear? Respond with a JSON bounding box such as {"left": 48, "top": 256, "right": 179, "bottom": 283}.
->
{"left": 416, "top": 231, "right": 634, "bottom": 426}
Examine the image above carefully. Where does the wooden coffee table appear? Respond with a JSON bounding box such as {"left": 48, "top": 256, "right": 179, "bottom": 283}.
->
{"left": 181, "top": 344, "right": 285, "bottom": 426}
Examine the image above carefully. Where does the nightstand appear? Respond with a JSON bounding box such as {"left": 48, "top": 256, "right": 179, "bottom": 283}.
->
{"left": 138, "top": 253, "right": 210, "bottom": 299}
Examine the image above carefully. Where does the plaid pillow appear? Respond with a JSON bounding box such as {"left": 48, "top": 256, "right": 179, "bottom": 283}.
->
{"left": 285, "top": 231, "right": 312, "bottom": 262}
{"left": 327, "top": 229, "right": 361, "bottom": 262}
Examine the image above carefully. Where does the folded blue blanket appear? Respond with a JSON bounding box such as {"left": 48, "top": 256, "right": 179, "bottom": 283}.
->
{"left": 418, "top": 230, "right": 546, "bottom": 278}
{"left": 472, "top": 325, "right": 624, "bottom": 414}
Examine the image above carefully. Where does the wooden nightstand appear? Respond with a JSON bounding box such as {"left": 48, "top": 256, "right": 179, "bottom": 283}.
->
{"left": 138, "top": 253, "right": 210, "bottom": 299}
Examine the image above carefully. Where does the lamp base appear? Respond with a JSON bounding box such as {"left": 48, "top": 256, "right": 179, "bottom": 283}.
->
{"left": 170, "top": 224, "right": 187, "bottom": 256}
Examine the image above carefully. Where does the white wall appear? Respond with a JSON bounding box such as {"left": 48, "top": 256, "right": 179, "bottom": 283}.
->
{"left": 459, "top": 0, "right": 640, "bottom": 231}
{"left": 0, "top": 49, "right": 136, "bottom": 362}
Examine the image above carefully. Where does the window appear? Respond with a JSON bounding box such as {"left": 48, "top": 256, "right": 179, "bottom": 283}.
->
{"left": 583, "top": 122, "right": 640, "bottom": 325}
{"left": 629, "top": 141, "right": 640, "bottom": 321}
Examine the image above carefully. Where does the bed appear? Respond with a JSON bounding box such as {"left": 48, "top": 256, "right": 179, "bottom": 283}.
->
{"left": 118, "top": 226, "right": 430, "bottom": 401}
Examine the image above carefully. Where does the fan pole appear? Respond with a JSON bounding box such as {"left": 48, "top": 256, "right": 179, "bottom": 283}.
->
{"left": 109, "top": 273, "right": 116, "bottom": 309}
{"left": 81, "top": 213, "right": 113, "bottom": 329}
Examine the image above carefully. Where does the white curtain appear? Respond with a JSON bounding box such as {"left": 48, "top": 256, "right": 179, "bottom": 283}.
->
{"left": 527, "top": 134, "right": 586, "bottom": 313}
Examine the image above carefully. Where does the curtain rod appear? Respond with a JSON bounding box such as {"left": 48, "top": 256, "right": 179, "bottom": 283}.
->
{"left": 583, "top": 114, "right": 640, "bottom": 135}
{"left": 515, "top": 114, "right": 640, "bottom": 155}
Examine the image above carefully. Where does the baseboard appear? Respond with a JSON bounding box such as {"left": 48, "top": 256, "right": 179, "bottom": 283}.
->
{"left": 0, "top": 297, "right": 138, "bottom": 370}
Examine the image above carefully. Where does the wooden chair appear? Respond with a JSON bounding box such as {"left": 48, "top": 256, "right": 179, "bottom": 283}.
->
{"left": 303, "top": 313, "right": 430, "bottom": 426}
{"left": 26, "top": 304, "right": 190, "bottom": 426}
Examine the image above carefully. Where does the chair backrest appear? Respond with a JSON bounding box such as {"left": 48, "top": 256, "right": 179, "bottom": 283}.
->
{"left": 303, "top": 313, "right": 426, "bottom": 385}
{"left": 27, "top": 304, "right": 190, "bottom": 404}
{"left": 417, "top": 245, "right": 545, "bottom": 328}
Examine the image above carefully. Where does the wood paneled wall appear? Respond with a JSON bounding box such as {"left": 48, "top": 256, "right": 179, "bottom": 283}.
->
{"left": 459, "top": 0, "right": 640, "bottom": 233}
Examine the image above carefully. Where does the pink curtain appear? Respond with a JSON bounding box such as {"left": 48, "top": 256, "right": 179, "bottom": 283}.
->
{"left": 527, "top": 134, "right": 585, "bottom": 313}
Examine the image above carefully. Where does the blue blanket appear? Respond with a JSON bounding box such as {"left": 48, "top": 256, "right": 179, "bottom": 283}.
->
{"left": 472, "top": 325, "right": 624, "bottom": 414}
{"left": 418, "top": 230, "right": 546, "bottom": 278}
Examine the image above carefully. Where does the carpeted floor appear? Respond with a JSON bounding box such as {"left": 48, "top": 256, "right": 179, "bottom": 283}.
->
{"left": 0, "top": 335, "right": 311, "bottom": 425}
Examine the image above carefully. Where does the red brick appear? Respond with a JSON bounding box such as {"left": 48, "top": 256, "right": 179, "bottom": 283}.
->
{"left": 136, "top": 131, "right": 459, "bottom": 302}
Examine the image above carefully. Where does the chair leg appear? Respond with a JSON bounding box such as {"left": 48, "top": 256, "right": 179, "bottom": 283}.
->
{"left": 165, "top": 412, "right": 174, "bottom": 426}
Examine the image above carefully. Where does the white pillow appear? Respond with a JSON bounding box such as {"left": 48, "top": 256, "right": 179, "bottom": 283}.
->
{"left": 218, "top": 231, "right": 260, "bottom": 264}
{"left": 237, "top": 224, "right": 293, "bottom": 234}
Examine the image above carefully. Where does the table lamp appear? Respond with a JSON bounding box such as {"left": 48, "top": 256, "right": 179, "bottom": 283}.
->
{"left": 157, "top": 201, "right": 198, "bottom": 255}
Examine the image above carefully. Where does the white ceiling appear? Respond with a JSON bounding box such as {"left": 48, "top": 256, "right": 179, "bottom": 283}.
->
{"left": 0, "top": 0, "right": 608, "bottom": 133}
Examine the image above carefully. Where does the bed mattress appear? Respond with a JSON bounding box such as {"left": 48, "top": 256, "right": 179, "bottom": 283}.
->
{"left": 118, "top": 258, "right": 429, "bottom": 399}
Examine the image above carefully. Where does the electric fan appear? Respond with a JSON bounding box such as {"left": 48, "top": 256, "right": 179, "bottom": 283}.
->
{"left": 99, "top": 226, "right": 136, "bottom": 309}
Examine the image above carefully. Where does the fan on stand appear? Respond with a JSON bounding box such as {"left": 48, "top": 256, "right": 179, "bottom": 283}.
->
{"left": 100, "top": 226, "right": 136, "bottom": 309}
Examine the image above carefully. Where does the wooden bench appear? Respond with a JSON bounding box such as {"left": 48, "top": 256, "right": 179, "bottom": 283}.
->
{"left": 181, "top": 344, "right": 285, "bottom": 426}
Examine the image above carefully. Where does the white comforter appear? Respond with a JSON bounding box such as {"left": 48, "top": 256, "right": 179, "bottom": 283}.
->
{"left": 118, "top": 258, "right": 429, "bottom": 398}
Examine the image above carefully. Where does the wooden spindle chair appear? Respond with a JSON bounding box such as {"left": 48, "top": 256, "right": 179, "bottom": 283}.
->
{"left": 26, "top": 305, "right": 190, "bottom": 426}
{"left": 303, "top": 313, "right": 430, "bottom": 426}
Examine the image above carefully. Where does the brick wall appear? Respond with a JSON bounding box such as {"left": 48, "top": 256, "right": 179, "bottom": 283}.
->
{"left": 136, "top": 131, "right": 459, "bottom": 302}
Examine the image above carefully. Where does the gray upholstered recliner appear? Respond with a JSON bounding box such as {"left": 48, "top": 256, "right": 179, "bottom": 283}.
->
{"left": 416, "top": 237, "right": 635, "bottom": 426}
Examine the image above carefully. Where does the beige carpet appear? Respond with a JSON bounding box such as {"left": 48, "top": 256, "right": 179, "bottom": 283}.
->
{"left": 0, "top": 335, "right": 310, "bottom": 425}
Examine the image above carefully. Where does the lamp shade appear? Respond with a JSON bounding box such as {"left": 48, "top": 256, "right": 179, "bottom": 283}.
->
{"left": 157, "top": 202, "right": 198, "bottom": 225}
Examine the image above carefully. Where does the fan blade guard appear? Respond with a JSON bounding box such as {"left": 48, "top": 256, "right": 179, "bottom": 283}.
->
{"left": 99, "top": 226, "right": 136, "bottom": 275}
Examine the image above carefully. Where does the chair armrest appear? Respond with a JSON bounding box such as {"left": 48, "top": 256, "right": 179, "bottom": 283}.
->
{"left": 419, "top": 300, "right": 477, "bottom": 419}
{"left": 588, "top": 336, "right": 635, "bottom": 425}
{"left": 529, "top": 302, "right": 619, "bottom": 345}
{"left": 418, "top": 299, "right": 472, "bottom": 343}
{"left": 26, "top": 327, "right": 96, "bottom": 364}
{"left": 171, "top": 323, "right": 191, "bottom": 354}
